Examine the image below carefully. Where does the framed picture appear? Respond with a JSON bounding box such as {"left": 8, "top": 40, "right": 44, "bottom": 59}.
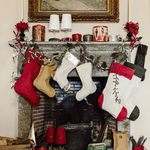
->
{"left": 28, "top": 0, "right": 119, "bottom": 22}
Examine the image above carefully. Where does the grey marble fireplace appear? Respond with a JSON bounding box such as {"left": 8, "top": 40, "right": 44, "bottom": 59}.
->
{"left": 9, "top": 41, "right": 137, "bottom": 148}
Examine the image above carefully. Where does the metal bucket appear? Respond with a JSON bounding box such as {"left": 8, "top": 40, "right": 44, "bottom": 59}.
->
{"left": 59, "top": 123, "right": 92, "bottom": 150}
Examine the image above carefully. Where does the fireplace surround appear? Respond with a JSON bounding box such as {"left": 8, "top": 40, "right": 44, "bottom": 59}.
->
{"left": 9, "top": 41, "right": 136, "bottom": 148}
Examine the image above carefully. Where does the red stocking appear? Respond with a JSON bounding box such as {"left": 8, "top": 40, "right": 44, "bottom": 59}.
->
{"left": 14, "top": 49, "right": 44, "bottom": 107}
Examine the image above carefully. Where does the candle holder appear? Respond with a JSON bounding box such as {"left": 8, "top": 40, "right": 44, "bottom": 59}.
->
{"left": 46, "top": 127, "right": 55, "bottom": 150}
{"left": 55, "top": 128, "right": 66, "bottom": 149}
{"left": 61, "top": 14, "right": 72, "bottom": 41}
{"left": 49, "top": 14, "right": 60, "bottom": 42}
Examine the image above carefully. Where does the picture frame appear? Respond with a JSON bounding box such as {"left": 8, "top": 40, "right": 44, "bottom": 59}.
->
{"left": 28, "top": 0, "right": 119, "bottom": 22}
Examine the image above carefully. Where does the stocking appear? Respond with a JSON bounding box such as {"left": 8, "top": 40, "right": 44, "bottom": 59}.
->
{"left": 134, "top": 44, "right": 148, "bottom": 81}
{"left": 33, "top": 59, "right": 57, "bottom": 98}
{"left": 75, "top": 62, "right": 97, "bottom": 101}
{"left": 14, "top": 49, "right": 44, "bottom": 107}
{"left": 121, "top": 62, "right": 146, "bottom": 121}
{"left": 98, "top": 62, "right": 135, "bottom": 121}
{"left": 52, "top": 51, "right": 80, "bottom": 91}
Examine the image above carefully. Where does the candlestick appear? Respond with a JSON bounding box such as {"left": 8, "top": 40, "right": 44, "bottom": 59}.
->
{"left": 48, "top": 14, "right": 60, "bottom": 41}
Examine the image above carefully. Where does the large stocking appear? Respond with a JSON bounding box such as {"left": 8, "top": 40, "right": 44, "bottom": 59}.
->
{"left": 52, "top": 51, "right": 80, "bottom": 91}
{"left": 14, "top": 49, "right": 44, "bottom": 107}
{"left": 76, "top": 62, "right": 97, "bottom": 101}
{"left": 98, "top": 62, "right": 135, "bottom": 121}
{"left": 121, "top": 62, "right": 146, "bottom": 121}
{"left": 33, "top": 59, "right": 57, "bottom": 98}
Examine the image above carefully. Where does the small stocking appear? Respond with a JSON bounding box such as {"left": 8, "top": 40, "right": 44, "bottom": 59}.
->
{"left": 98, "top": 62, "right": 135, "bottom": 121}
{"left": 121, "top": 62, "right": 146, "bottom": 121}
{"left": 52, "top": 51, "right": 80, "bottom": 91}
{"left": 76, "top": 62, "right": 97, "bottom": 101}
{"left": 33, "top": 59, "right": 57, "bottom": 98}
{"left": 14, "top": 49, "right": 44, "bottom": 107}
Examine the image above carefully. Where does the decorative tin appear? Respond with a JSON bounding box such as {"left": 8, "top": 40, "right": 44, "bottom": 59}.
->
{"left": 83, "top": 34, "right": 93, "bottom": 41}
{"left": 32, "top": 25, "right": 45, "bottom": 41}
{"left": 93, "top": 26, "right": 108, "bottom": 41}
{"left": 87, "top": 143, "right": 106, "bottom": 150}
{"left": 72, "top": 33, "right": 82, "bottom": 41}
{"left": 109, "top": 34, "right": 118, "bottom": 42}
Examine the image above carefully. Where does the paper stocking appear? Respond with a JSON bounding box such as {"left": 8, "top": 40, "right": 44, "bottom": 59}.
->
{"left": 33, "top": 59, "right": 57, "bottom": 98}
{"left": 14, "top": 49, "right": 44, "bottom": 107}
{"left": 76, "top": 62, "right": 97, "bottom": 101}
{"left": 98, "top": 62, "right": 135, "bottom": 121}
{"left": 52, "top": 51, "right": 80, "bottom": 91}
{"left": 121, "top": 62, "right": 146, "bottom": 121}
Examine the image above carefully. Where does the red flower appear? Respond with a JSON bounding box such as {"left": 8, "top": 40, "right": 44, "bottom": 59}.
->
{"left": 124, "top": 21, "right": 139, "bottom": 49}
{"left": 124, "top": 21, "right": 139, "bottom": 36}
{"left": 15, "top": 20, "right": 30, "bottom": 31}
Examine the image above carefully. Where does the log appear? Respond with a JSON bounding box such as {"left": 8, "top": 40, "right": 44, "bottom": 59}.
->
{"left": 0, "top": 144, "right": 32, "bottom": 150}
{"left": 0, "top": 136, "right": 14, "bottom": 142}
{"left": 0, "top": 140, "right": 7, "bottom": 145}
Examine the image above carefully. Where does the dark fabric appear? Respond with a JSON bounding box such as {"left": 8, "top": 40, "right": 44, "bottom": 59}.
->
{"left": 134, "top": 44, "right": 148, "bottom": 81}
{"left": 128, "top": 106, "right": 140, "bottom": 121}
{"left": 124, "top": 62, "right": 146, "bottom": 79}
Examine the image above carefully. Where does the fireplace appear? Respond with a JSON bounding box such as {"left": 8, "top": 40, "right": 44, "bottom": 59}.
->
{"left": 10, "top": 41, "right": 132, "bottom": 149}
{"left": 31, "top": 77, "right": 117, "bottom": 147}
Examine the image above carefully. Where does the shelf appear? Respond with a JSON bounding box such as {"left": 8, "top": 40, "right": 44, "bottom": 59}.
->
{"left": 9, "top": 41, "right": 139, "bottom": 78}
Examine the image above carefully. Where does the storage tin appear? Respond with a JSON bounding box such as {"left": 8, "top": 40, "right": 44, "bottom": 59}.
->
{"left": 32, "top": 25, "right": 45, "bottom": 41}
{"left": 93, "top": 26, "right": 108, "bottom": 41}
{"left": 87, "top": 143, "right": 106, "bottom": 150}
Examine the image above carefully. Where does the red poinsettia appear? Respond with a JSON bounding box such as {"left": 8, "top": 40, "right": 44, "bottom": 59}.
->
{"left": 13, "top": 20, "right": 30, "bottom": 40}
{"left": 124, "top": 21, "right": 139, "bottom": 36}
{"left": 124, "top": 21, "right": 139, "bottom": 49}
{"left": 15, "top": 20, "right": 30, "bottom": 31}
{"left": 13, "top": 20, "right": 30, "bottom": 58}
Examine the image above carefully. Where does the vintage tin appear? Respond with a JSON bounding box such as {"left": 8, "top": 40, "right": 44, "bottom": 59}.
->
{"left": 32, "top": 25, "right": 45, "bottom": 41}
{"left": 93, "top": 26, "right": 108, "bottom": 41}
{"left": 83, "top": 34, "right": 93, "bottom": 41}
{"left": 87, "top": 143, "right": 106, "bottom": 150}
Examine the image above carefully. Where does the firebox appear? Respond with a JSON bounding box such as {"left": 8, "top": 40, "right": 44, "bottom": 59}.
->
{"left": 32, "top": 77, "right": 117, "bottom": 147}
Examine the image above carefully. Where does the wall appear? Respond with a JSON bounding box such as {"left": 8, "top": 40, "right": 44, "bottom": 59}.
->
{"left": 0, "top": 0, "right": 150, "bottom": 149}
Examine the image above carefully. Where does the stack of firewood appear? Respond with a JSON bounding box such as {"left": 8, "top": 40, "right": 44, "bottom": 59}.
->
{"left": 0, "top": 136, "right": 35, "bottom": 150}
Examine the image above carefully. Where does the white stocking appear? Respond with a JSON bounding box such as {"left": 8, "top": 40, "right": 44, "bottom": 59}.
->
{"left": 98, "top": 62, "right": 135, "bottom": 121}
{"left": 76, "top": 62, "right": 97, "bottom": 101}
{"left": 53, "top": 51, "right": 80, "bottom": 91}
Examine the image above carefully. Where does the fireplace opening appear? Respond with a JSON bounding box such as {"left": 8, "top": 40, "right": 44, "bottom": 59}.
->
{"left": 32, "top": 77, "right": 117, "bottom": 147}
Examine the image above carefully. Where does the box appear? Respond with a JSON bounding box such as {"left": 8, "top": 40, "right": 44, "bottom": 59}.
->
{"left": 87, "top": 143, "right": 106, "bottom": 150}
